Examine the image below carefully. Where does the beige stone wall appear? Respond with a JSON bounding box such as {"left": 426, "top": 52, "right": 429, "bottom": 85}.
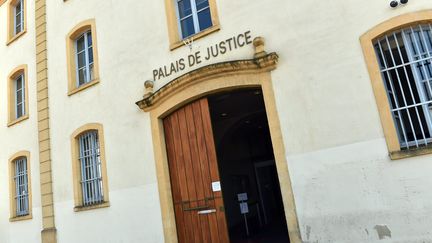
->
{"left": 0, "top": 0, "right": 42, "bottom": 242}
{"left": 41, "top": 0, "right": 432, "bottom": 242}
{"left": 1, "top": 0, "right": 432, "bottom": 242}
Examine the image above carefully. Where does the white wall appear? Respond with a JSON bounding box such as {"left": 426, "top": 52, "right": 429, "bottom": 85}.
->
{"left": 46, "top": 1, "right": 165, "bottom": 242}
{"left": 269, "top": 0, "right": 432, "bottom": 242}
{"left": 0, "top": 0, "right": 42, "bottom": 242}
{"left": 37, "top": 0, "right": 432, "bottom": 242}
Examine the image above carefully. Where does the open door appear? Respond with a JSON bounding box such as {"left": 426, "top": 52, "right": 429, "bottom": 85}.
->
{"left": 208, "top": 89, "right": 290, "bottom": 243}
{"left": 163, "top": 98, "right": 230, "bottom": 243}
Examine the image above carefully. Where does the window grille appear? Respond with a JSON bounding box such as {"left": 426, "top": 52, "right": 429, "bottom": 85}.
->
{"left": 75, "top": 31, "right": 94, "bottom": 86}
{"left": 14, "top": 0, "right": 23, "bottom": 35}
{"left": 15, "top": 74, "right": 25, "bottom": 119}
{"left": 79, "top": 131, "right": 104, "bottom": 206}
{"left": 375, "top": 24, "right": 432, "bottom": 149}
{"left": 14, "top": 158, "right": 29, "bottom": 216}
{"left": 176, "top": 0, "right": 212, "bottom": 39}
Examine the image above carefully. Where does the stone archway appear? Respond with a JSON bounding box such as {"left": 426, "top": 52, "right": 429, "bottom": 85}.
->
{"left": 136, "top": 38, "right": 302, "bottom": 243}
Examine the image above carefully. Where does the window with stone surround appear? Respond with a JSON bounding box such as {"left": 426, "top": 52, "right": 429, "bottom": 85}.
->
{"left": 66, "top": 19, "right": 100, "bottom": 96}
{"left": 71, "top": 123, "right": 109, "bottom": 211}
{"left": 7, "top": 0, "right": 26, "bottom": 45}
{"left": 374, "top": 24, "right": 432, "bottom": 150}
{"left": 165, "top": 0, "right": 220, "bottom": 50}
{"left": 9, "top": 151, "right": 32, "bottom": 221}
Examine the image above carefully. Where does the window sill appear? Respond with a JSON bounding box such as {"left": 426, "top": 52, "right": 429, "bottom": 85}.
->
{"left": 68, "top": 78, "right": 100, "bottom": 96}
{"left": 7, "top": 30, "right": 27, "bottom": 46}
{"left": 390, "top": 145, "right": 432, "bottom": 160}
{"left": 74, "top": 201, "right": 110, "bottom": 212}
{"left": 8, "top": 114, "right": 29, "bottom": 127}
{"left": 170, "top": 24, "right": 220, "bottom": 51}
{"left": 10, "top": 214, "right": 32, "bottom": 222}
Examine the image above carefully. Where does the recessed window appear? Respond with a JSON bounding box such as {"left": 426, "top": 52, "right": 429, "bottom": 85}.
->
{"left": 374, "top": 24, "right": 432, "bottom": 150}
{"left": 13, "top": 157, "right": 29, "bottom": 216}
{"left": 8, "top": 151, "right": 32, "bottom": 221}
{"left": 7, "top": 0, "right": 26, "bottom": 45}
{"left": 66, "top": 19, "right": 100, "bottom": 96}
{"left": 14, "top": 0, "right": 23, "bottom": 35}
{"left": 75, "top": 31, "right": 94, "bottom": 87}
{"left": 8, "top": 65, "right": 29, "bottom": 126}
{"left": 78, "top": 131, "right": 104, "bottom": 206}
{"left": 14, "top": 74, "right": 25, "bottom": 119}
{"left": 176, "top": 0, "right": 213, "bottom": 39}
{"left": 165, "top": 0, "right": 219, "bottom": 50}
{"left": 71, "top": 123, "right": 109, "bottom": 211}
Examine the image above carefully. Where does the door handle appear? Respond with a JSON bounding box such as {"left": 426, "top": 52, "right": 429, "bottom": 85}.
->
{"left": 181, "top": 197, "right": 214, "bottom": 211}
{"left": 197, "top": 209, "right": 216, "bottom": 215}
{"left": 183, "top": 205, "right": 209, "bottom": 211}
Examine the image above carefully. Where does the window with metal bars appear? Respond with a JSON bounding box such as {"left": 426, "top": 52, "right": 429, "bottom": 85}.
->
{"left": 15, "top": 74, "right": 25, "bottom": 119}
{"left": 78, "top": 131, "right": 104, "bottom": 206}
{"left": 176, "top": 0, "right": 212, "bottom": 39}
{"left": 14, "top": 0, "right": 23, "bottom": 35}
{"left": 14, "top": 157, "right": 29, "bottom": 217}
{"left": 374, "top": 24, "right": 432, "bottom": 149}
{"left": 75, "top": 31, "right": 94, "bottom": 87}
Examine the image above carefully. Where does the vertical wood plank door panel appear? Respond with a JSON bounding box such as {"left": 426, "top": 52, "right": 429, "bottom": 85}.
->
{"left": 163, "top": 98, "right": 229, "bottom": 243}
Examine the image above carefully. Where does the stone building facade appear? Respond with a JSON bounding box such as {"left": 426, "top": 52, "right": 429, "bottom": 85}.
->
{"left": 1, "top": 0, "right": 432, "bottom": 242}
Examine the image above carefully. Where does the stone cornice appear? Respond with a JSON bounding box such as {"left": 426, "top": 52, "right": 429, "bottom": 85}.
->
{"left": 136, "top": 52, "right": 279, "bottom": 111}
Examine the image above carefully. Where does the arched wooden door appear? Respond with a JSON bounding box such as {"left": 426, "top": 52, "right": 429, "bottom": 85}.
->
{"left": 163, "top": 98, "right": 229, "bottom": 243}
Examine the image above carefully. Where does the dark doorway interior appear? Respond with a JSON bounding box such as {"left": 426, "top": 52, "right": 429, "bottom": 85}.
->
{"left": 208, "top": 89, "right": 290, "bottom": 243}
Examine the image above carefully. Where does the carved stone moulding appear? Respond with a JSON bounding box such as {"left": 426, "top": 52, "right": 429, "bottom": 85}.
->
{"left": 136, "top": 52, "right": 279, "bottom": 111}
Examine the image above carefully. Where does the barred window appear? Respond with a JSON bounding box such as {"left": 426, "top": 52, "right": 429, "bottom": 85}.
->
{"left": 374, "top": 24, "right": 432, "bottom": 149}
{"left": 14, "top": 157, "right": 29, "bottom": 217}
{"left": 78, "top": 131, "right": 104, "bottom": 206}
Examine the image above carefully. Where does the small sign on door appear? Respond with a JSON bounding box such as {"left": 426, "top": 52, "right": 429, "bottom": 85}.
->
{"left": 239, "top": 202, "right": 249, "bottom": 214}
{"left": 237, "top": 193, "right": 248, "bottom": 202}
{"left": 212, "top": 181, "right": 221, "bottom": 192}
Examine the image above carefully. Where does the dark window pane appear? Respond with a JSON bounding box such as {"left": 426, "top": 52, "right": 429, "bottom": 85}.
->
{"left": 197, "top": 8, "right": 212, "bottom": 31}
{"left": 16, "top": 76, "right": 22, "bottom": 90}
{"left": 393, "top": 114, "right": 406, "bottom": 142}
{"left": 415, "top": 31, "right": 427, "bottom": 57}
{"left": 17, "top": 104, "right": 23, "bottom": 118}
{"left": 78, "top": 68, "right": 86, "bottom": 85}
{"left": 88, "top": 47, "right": 94, "bottom": 64}
{"left": 89, "top": 64, "right": 94, "bottom": 80}
{"left": 87, "top": 32, "right": 92, "bottom": 46}
{"left": 387, "top": 34, "right": 404, "bottom": 66}
{"left": 15, "top": 12, "right": 22, "bottom": 34}
{"left": 375, "top": 44, "right": 386, "bottom": 70}
{"left": 77, "top": 52, "right": 86, "bottom": 69}
{"left": 196, "top": 0, "right": 209, "bottom": 11}
{"left": 425, "top": 29, "right": 432, "bottom": 53}
{"left": 406, "top": 32, "right": 419, "bottom": 57}
{"left": 178, "top": 0, "right": 192, "bottom": 18}
{"left": 15, "top": 24, "right": 21, "bottom": 34}
{"left": 396, "top": 66, "right": 419, "bottom": 106}
{"left": 15, "top": 13, "right": 21, "bottom": 25}
{"left": 181, "top": 16, "right": 195, "bottom": 38}
{"left": 77, "top": 36, "right": 85, "bottom": 52}
{"left": 17, "top": 93, "right": 22, "bottom": 104}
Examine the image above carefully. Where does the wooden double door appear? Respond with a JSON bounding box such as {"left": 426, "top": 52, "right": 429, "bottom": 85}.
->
{"left": 163, "top": 98, "right": 230, "bottom": 243}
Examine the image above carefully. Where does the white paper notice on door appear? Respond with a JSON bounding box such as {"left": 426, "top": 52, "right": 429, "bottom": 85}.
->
{"left": 212, "top": 181, "right": 221, "bottom": 192}
{"left": 240, "top": 202, "right": 249, "bottom": 214}
{"left": 237, "top": 193, "right": 248, "bottom": 202}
